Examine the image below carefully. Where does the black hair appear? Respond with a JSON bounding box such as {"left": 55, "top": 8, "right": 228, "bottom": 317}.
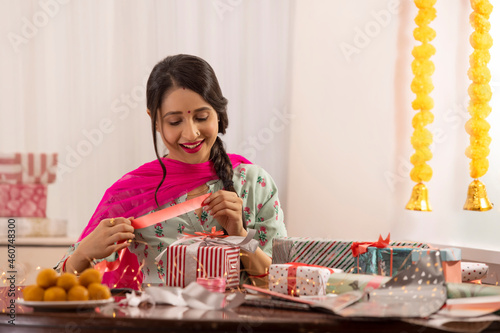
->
{"left": 146, "top": 54, "right": 243, "bottom": 229}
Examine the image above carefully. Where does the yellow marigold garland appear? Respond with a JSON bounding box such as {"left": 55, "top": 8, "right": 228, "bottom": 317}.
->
{"left": 466, "top": 0, "right": 492, "bottom": 179}
{"left": 463, "top": 0, "right": 493, "bottom": 211}
{"left": 406, "top": 0, "right": 436, "bottom": 211}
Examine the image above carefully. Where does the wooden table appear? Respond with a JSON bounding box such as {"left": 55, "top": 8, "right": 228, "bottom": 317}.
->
{"left": 1, "top": 287, "right": 499, "bottom": 333}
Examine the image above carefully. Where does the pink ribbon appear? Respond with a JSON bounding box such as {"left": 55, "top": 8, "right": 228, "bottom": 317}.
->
{"left": 131, "top": 193, "right": 210, "bottom": 229}
{"left": 95, "top": 194, "right": 210, "bottom": 274}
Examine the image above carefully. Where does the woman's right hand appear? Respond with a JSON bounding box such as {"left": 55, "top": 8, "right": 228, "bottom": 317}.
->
{"left": 74, "top": 217, "right": 135, "bottom": 262}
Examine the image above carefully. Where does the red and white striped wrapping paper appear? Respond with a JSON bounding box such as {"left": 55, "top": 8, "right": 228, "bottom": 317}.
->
{"left": 163, "top": 245, "right": 240, "bottom": 289}
{"left": 0, "top": 153, "right": 58, "bottom": 184}
{"left": 0, "top": 183, "right": 47, "bottom": 217}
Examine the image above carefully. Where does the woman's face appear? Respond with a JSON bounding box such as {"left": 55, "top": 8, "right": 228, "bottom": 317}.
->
{"left": 156, "top": 88, "right": 219, "bottom": 164}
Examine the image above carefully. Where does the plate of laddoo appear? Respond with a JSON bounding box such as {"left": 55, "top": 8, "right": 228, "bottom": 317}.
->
{"left": 18, "top": 268, "right": 113, "bottom": 310}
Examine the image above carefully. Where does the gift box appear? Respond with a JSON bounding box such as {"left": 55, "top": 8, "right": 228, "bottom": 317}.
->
{"left": 355, "top": 246, "right": 414, "bottom": 276}
{"left": 411, "top": 248, "right": 461, "bottom": 283}
{"left": 0, "top": 183, "right": 47, "bottom": 217}
{"left": 0, "top": 217, "right": 67, "bottom": 237}
{"left": 461, "top": 262, "right": 489, "bottom": 282}
{"left": 269, "top": 263, "right": 342, "bottom": 296}
{"left": 0, "top": 153, "right": 57, "bottom": 184}
{"left": 272, "top": 237, "right": 428, "bottom": 273}
{"left": 160, "top": 244, "right": 240, "bottom": 289}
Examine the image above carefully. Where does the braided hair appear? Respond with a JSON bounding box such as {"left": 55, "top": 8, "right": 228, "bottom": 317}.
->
{"left": 146, "top": 54, "right": 244, "bottom": 229}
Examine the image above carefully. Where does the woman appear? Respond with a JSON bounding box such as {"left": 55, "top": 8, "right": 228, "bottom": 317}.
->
{"left": 56, "top": 54, "right": 287, "bottom": 288}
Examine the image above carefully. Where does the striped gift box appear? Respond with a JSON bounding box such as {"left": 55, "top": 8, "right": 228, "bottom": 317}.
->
{"left": 0, "top": 153, "right": 58, "bottom": 184}
{"left": 272, "top": 237, "right": 428, "bottom": 273}
{"left": 162, "top": 245, "right": 240, "bottom": 289}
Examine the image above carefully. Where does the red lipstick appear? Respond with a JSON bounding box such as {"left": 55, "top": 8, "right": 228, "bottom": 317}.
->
{"left": 180, "top": 140, "right": 204, "bottom": 154}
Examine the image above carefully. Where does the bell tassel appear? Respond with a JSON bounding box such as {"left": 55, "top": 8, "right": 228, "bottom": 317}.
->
{"left": 463, "top": 179, "right": 493, "bottom": 211}
{"left": 406, "top": 182, "right": 432, "bottom": 212}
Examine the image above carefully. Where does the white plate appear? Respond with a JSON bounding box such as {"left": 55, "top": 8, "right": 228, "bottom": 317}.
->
{"left": 18, "top": 298, "right": 114, "bottom": 310}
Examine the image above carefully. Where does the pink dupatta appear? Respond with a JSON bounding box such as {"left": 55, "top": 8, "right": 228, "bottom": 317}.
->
{"left": 77, "top": 154, "right": 251, "bottom": 289}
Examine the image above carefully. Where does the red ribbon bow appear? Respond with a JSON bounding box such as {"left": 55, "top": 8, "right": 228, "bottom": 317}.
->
{"left": 351, "top": 233, "right": 391, "bottom": 258}
{"left": 185, "top": 226, "right": 227, "bottom": 239}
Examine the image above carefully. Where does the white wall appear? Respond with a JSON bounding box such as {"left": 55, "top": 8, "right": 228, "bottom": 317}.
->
{"left": 0, "top": 0, "right": 293, "bottom": 239}
{"left": 3, "top": 0, "right": 500, "bottom": 253}
{"left": 286, "top": 0, "right": 500, "bottom": 252}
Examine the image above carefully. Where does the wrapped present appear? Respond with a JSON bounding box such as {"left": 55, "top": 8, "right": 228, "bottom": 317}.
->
{"left": 272, "top": 236, "right": 428, "bottom": 273}
{"left": 411, "top": 248, "right": 461, "bottom": 283}
{"left": 0, "top": 217, "right": 67, "bottom": 237}
{"left": 160, "top": 244, "right": 240, "bottom": 288}
{"left": 155, "top": 227, "right": 259, "bottom": 289}
{"left": 355, "top": 246, "right": 414, "bottom": 276}
{"left": 0, "top": 183, "right": 47, "bottom": 217}
{"left": 461, "top": 262, "right": 489, "bottom": 282}
{"left": 269, "top": 263, "right": 343, "bottom": 296}
{"left": 0, "top": 153, "right": 58, "bottom": 184}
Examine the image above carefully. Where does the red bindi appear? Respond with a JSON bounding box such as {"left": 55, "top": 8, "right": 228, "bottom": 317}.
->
{"left": 188, "top": 110, "right": 191, "bottom": 113}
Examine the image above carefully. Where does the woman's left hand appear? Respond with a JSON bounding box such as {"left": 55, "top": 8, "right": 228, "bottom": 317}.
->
{"left": 203, "top": 190, "right": 245, "bottom": 236}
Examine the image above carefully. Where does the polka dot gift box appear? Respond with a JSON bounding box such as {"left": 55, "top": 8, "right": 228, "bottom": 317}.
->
{"left": 461, "top": 262, "right": 489, "bottom": 282}
{"left": 269, "top": 263, "right": 343, "bottom": 296}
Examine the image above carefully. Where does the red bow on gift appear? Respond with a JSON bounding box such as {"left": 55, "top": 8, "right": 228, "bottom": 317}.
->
{"left": 351, "top": 233, "right": 391, "bottom": 257}
{"left": 184, "top": 226, "right": 227, "bottom": 239}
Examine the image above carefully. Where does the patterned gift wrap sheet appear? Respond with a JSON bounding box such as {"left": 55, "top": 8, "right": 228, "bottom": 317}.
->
{"left": 411, "top": 248, "right": 462, "bottom": 283}
{"left": 272, "top": 237, "right": 428, "bottom": 273}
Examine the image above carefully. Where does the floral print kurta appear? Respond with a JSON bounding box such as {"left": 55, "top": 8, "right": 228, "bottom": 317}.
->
{"left": 56, "top": 163, "right": 287, "bottom": 286}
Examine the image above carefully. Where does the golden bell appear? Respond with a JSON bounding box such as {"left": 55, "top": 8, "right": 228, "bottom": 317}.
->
{"left": 406, "top": 182, "right": 432, "bottom": 211}
{"left": 463, "top": 179, "right": 493, "bottom": 211}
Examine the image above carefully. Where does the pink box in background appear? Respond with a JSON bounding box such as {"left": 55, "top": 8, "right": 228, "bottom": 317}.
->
{"left": 0, "top": 183, "right": 47, "bottom": 217}
{"left": 160, "top": 245, "right": 240, "bottom": 289}
{"left": 0, "top": 153, "right": 58, "bottom": 184}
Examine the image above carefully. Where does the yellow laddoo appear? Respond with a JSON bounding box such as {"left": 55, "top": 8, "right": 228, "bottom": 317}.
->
{"left": 87, "top": 283, "right": 111, "bottom": 300}
{"left": 56, "top": 273, "right": 79, "bottom": 291}
{"left": 22, "top": 285, "right": 45, "bottom": 301}
{"left": 78, "top": 268, "right": 102, "bottom": 287}
{"left": 44, "top": 286, "right": 67, "bottom": 301}
{"left": 67, "top": 285, "right": 89, "bottom": 301}
{"left": 36, "top": 268, "right": 58, "bottom": 288}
